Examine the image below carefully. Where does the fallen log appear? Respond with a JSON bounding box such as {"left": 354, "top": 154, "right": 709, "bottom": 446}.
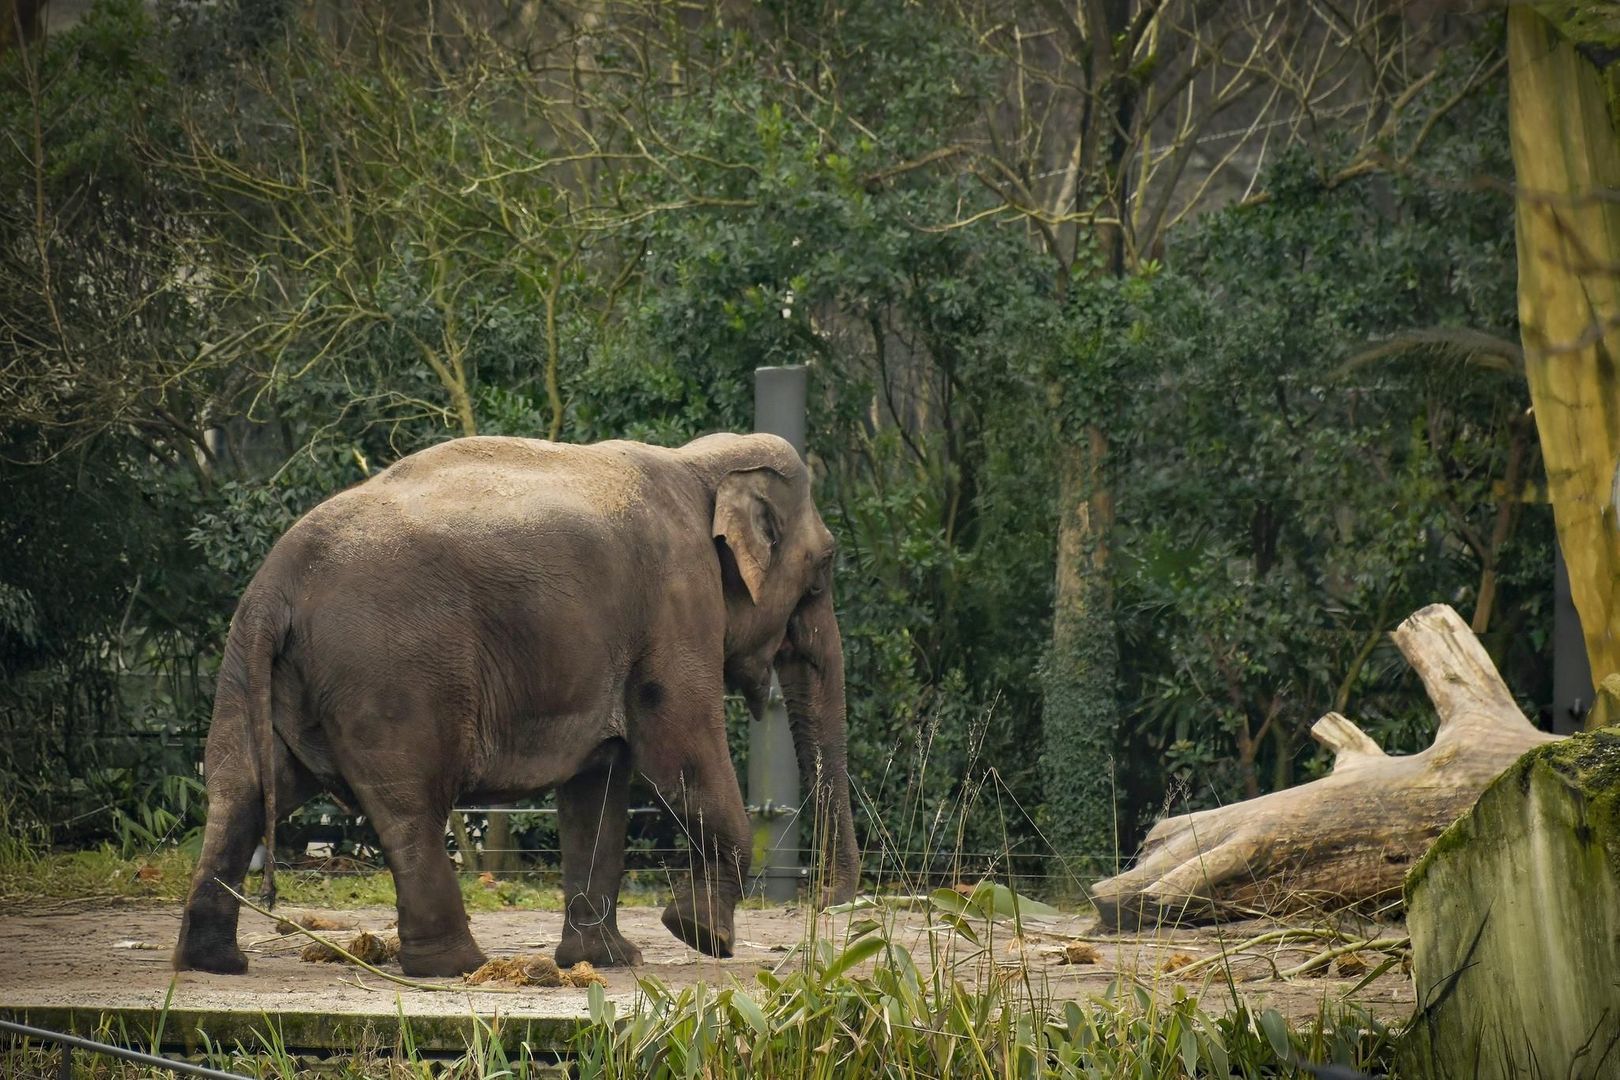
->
{"left": 1090, "top": 604, "right": 1562, "bottom": 928}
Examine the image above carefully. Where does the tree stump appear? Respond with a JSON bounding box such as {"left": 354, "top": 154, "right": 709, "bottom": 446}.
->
{"left": 1402, "top": 727, "right": 1620, "bottom": 1080}
{"left": 1089, "top": 604, "right": 1562, "bottom": 928}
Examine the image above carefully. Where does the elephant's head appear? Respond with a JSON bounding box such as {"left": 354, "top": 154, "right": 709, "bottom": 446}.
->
{"left": 687, "top": 433, "right": 860, "bottom": 905}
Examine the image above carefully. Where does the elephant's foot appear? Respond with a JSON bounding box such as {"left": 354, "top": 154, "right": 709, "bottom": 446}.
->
{"left": 398, "top": 936, "right": 488, "bottom": 978}
{"left": 173, "top": 939, "right": 249, "bottom": 974}
{"left": 661, "top": 897, "right": 735, "bottom": 959}
{"left": 173, "top": 907, "right": 249, "bottom": 974}
{"left": 557, "top": 924, "right": 643, "bottom": 968}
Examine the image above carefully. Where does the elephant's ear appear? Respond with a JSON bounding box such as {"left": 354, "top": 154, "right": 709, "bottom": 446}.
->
{"left": 713, "top": 469, "right": 780, "bottom": 604}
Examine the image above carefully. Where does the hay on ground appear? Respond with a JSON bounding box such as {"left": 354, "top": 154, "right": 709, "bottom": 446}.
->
{"left": 1060, "top": 942, "right": 1101, "bottom": 965}
{"left": 464, "top": 955, "right": 607, "bottom": 988}
{"left": 298, "top": 930, "right": 400, "bottom": 965}
{"left": 1335, "top": 952, "right": 1369, "bottom": 977}
{"left": 1160, "top": 952, "right": 1197, "bottom": 973}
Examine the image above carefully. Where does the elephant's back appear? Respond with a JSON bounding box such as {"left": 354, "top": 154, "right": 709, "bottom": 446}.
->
{"left": 298, "top": 438, "right": 665, "bottom": 556}
{"left": 377, "top": 437, "right": 658, "bottom": 514}
{"left": 254, "top": 440, "right": 672, "bottom": 624}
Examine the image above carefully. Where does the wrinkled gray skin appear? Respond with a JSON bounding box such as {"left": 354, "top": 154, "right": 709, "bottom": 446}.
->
{"left": 173, "top": 433, "right": 859, "bottom": 977}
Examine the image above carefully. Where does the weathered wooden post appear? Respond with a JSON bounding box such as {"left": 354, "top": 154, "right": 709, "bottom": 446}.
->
{"left": 750, "top": 365, "right": 807, "bottom": 901}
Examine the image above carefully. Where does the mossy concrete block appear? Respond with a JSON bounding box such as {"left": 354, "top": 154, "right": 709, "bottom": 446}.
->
{"left": 1402, "top": 728, "right": 1620, "bottom": 1079}
{"left": 0, "top": 1004, "right": 585, "bottom": 1056}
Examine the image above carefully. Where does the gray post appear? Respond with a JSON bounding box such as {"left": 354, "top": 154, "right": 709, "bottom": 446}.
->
{"left": 750, "top": 366, "right": 807, "bottom": 901}
{"left": 1553, "top": 543, "right": 1594, "bottom": 734}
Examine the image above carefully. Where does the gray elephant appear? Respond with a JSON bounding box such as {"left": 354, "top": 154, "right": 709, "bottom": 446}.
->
{"left": 173, "top": 432, "right": 859, "bottom": 977}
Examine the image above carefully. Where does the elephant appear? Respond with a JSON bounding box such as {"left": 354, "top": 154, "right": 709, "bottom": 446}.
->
{"left": 172, "top": 432, "right": 860, "bottom": 977}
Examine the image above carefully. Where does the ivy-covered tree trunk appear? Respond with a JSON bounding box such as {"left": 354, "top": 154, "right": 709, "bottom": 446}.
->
{"left": 1039, "top": 0, "right": 1134, "bottom": 873}
{"left": 1507, "top": 7, "right": 1620, "bottom": 697}
{"left": 1042, "top": 426, "right": 1120, "bottom": 874}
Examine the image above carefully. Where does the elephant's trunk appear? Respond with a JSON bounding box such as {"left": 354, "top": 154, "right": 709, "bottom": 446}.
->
{"left": 776, "top": 592, "right": 860, "bottom": 906}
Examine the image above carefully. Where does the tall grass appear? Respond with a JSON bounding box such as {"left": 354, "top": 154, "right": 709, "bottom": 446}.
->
{"left": 570, "top": 882, "right": 1395, "bottom": 1079}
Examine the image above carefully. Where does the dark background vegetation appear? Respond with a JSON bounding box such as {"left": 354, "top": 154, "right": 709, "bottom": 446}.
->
{"left": 0, "top": 0, "right": 1550, "bottom": 891}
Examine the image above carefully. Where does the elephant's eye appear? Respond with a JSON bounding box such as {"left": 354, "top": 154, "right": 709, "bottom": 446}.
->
{"left": 807, "top": 553, "right": 833, "bottom": 595}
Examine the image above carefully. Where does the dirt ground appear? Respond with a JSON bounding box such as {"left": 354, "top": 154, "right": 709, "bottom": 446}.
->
{"left": 0, "top": 898, "right": 1415, "bottom": 1031}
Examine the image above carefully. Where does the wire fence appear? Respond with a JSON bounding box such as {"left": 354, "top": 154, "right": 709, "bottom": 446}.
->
{"left": 271, "top": 798, "right": 1115, "bottom": 901}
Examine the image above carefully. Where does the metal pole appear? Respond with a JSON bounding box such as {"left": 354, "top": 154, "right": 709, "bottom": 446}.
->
{"left": 750, "top": 366, "right": 807, "bottom": 901}
{"left": 0, "top": 1019, "right": 250, "bottom": 1080}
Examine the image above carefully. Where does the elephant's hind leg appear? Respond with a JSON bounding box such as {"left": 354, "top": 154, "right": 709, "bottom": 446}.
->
{"left": 175, "top": 733, "right": 318, "bottom": 973}
{"left": 354, "top": 785, "right": 487, "bottom": 978}
{"left": 555, "top": 741, "right": 642, "bottom": 968}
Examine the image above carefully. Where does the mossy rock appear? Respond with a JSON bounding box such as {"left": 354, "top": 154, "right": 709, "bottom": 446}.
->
{"left": 1401, "top": 727, "right": 1620, "bottom": 1079}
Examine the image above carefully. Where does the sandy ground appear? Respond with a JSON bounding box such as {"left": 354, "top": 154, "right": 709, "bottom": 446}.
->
{"left": 0, "top": 898, "right": 1415, "bottom": 1034}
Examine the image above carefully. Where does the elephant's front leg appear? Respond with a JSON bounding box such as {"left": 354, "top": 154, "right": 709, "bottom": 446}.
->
{"left": 636, "top": 702, "right": 751, "bottom": 959}
{"left": 555, "top": 741, "right": 642, "bottom": 967}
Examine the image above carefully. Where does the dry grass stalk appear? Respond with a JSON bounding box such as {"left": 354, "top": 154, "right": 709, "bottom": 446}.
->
{"left": 275, "top": 912, "right": 354, "bottom": 934}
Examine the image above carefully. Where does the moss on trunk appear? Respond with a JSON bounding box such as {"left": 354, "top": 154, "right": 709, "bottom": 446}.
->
{"left": 1402, "top": 728, "right": 1620, "bottom": 1079}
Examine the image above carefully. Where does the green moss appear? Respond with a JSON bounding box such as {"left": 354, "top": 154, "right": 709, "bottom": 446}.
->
{"left": 1406, "top": 726, "right": 1620, "bottom": 905}
{"left": 1537, "top": 724, "right": 1620, "bottom": 789}
{"left": 1404, "top": 804, "right": 1476, "bottom": 908}
{"left": 1541, "top": 725, "right": 1620, "bottom": 880}
{"left": 1537, "top": 3, "right": 1620, "bottom": 129}
{"left": 1540, "top": 2, "right": 1620, "bottom": 49}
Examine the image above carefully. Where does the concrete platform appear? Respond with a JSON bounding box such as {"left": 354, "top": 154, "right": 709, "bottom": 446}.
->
{"left": 0, "top": 900, "right": 1416, "bottom": 1054}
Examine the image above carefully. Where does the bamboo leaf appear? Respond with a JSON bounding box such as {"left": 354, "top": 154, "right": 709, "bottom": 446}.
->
{"left": 822, "top": 934, "right": 887, "bottom": 982}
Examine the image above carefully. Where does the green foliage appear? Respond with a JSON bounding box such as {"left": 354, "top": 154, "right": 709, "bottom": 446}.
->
{"left": 0, "top": 844, "right": 588, "bottom": 911}
{"left": 109, "top": 773, "right": 206, "bottom": 858}
{"left": 0, "top": 0, "right": 1546, "bottom": 890}
{"left": 1050, "top": 48, "right": 1547, "bottom": 827}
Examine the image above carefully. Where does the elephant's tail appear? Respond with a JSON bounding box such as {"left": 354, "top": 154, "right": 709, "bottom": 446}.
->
{"left": 235, "top": 589, "right": 291, "bottom": 909}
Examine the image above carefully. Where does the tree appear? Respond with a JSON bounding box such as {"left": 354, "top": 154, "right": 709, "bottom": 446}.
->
{"left": 1505, "top": 6, "right": 1620, "bottom": 700}
{"left": 923, "top": 0, "right": 1511, "bottom": 867}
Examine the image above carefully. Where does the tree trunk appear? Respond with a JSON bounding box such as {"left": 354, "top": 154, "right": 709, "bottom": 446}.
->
{"left": 1507, "top": 8, "right": 1620, "bottom": 697}
{"left": 1041, "top": 427, "right": 1120, "bottom": 871}
{"left": 1089, "top": 604, "right": 1562, "bottom": 928}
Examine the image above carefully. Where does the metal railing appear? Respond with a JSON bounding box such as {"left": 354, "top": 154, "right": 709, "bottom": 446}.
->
{"left": 0, "top": 1019, "right": 248, "bottom": 1080}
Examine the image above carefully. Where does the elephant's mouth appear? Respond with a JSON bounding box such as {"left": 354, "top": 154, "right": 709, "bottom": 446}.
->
{"left": 725, "top": 655, "right": 774, "bottom": 721}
